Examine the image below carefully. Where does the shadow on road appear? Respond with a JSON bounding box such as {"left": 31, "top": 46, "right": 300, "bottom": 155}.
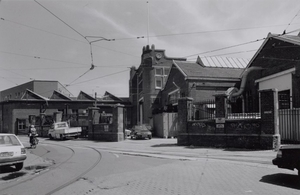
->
{"left": 0, "top": 171, "right": 26, "bottom": 180}
{"left": 260, "top": 173, "right": 300, "bottom": 190}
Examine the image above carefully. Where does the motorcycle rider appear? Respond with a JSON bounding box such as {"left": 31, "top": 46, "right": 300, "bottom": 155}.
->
{"left": 28, "top": 124, "right": 37, "bottom": 145}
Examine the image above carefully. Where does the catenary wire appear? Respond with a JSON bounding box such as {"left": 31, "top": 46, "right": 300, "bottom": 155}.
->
{"left": 184, "top": 28, "right": 300, "bottom": 58}
{"left": 284, "top": 8, "right": 300, "bottom": 32}
{"left": 67, "top": 69, "right": 129, "bottom": 86}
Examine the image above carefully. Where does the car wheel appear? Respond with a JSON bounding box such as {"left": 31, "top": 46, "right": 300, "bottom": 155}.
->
{"left": 15, "top": 163, "right": 23, "bottom": 171}
{"left": 49, "top": 134, "right": 54, "bottom": 140}
{"left": 148, "top": 135, "right": 152, "bottom": 139}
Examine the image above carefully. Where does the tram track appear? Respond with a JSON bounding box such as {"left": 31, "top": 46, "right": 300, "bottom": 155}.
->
{"left": 0, "top": 141, "right": 102, "bottom": 195}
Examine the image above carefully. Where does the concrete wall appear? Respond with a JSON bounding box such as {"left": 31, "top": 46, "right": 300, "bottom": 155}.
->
{"left": 153, "top": 112, "right": 178, "bottom": 138}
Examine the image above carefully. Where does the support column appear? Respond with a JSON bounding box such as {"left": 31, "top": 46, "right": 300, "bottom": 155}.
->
{"left": 177, "top": 97, "right": 193, "bottom": 146}
{"left": 259, "top": 89, "right": 280, "bottom": 150}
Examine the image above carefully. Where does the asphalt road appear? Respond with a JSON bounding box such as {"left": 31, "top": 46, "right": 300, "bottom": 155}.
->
{"left": 0, "top": 137, "right": 299, "bottom": 195}
{"left": 0, "top": 138, "right": 176, "bottom": 195}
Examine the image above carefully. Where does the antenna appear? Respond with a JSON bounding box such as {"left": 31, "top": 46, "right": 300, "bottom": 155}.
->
{"left": 147, "top": 1, "right": 149, "bottom": 45}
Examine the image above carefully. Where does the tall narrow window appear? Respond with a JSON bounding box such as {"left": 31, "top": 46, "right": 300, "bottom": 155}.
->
{"left": 155, "top": 77, "right": 163, "bottom": 89}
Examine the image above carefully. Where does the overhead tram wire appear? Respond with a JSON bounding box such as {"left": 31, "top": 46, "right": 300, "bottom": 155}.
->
{"left": 3, "top": 17, "right": 299, "bottom": 42}
{"left": 283, "top": 8, "right": 300, "bottom": 33}
{"left": 68, "top": 69, "right": 129, "bottom": 86}
{"left": 184, "top": 28, "right": 300, "bottom": 58}
{"left": 34, "top": 0, "right": 117, "bottom": 87}
{"left": 0, "top": 50, "right": 135, "bottom": 69}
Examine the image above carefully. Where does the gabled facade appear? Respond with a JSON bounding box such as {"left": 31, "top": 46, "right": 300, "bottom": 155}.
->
{"left": 129, "top": 44, "right": 186, "bottom": 126}
{"left": 230, "top": 32, "right": 300, "bottom": 111}
{"left": 0, "top": 80, "right": 131, "bottom": 134}
{"left": 158, "top": 59, "right": 244, "bottom": 113}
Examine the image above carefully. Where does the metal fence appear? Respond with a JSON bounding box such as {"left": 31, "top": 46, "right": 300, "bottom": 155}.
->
{"left": 193, "top": 99, "right": 215, "bottom": 120}
{"left": 227, "top": 113, "right": 261, "bottom": 119}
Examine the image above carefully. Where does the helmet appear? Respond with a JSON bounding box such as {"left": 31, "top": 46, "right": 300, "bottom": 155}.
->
{"left": 31, "top": 125, "right": 35, "bottom": 128}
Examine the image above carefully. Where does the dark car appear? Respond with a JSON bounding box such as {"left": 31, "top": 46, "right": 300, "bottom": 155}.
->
{"left": 130, "top": 125, "right": 152, "bottom": 140}
{"left": 272, "top": 145, "right": 300, "bottom": 178}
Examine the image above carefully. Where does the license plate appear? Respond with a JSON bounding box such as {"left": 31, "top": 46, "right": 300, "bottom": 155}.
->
{"left": 0, "top": 152, "right": 14, "bottom": 157}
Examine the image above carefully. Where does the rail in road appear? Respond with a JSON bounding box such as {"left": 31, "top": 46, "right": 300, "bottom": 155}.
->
{"left": 0, "top": 142, "right": 102, "bottom": 195}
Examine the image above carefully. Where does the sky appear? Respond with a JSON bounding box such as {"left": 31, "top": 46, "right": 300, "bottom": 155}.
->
{"left": 1, "top": 0, "right": 300, "bottom": 98}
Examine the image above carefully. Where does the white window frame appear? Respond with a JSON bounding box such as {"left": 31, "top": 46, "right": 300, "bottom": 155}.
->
{"left": 155, "top": 77, "right": 163, "bottom": 89}
{"left": 168, "top": 89, "right": 180, "bottom": 105}
{"left": 18, "top": 119, "right": 26, "bottom": 130}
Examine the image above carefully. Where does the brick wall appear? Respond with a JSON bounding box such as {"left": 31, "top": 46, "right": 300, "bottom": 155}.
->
{"left": 177, "top": 90, "right": 279, "bottom": 149}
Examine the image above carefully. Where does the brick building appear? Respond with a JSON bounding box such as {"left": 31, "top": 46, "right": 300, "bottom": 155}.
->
{"left": 228, "top": 32, "right": 300, "bottom": 110}
{"left": 158, "top": 57, "right": 245, "bottom": 113}
{"left": 129, "top": 45, "right": 186, "bottom": 127}
{"left": 0, "top": 80, "right": 131, "bottom": 135}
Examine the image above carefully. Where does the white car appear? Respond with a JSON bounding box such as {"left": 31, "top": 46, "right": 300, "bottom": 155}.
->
{"left": 0, "top": 134, "right": 27, "bottom": 171}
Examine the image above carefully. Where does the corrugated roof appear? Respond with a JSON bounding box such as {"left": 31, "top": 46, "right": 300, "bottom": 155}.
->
{"left": 198, "top": 56, "right": 249, "bottom": 68}
{"left": 174, "top": 60, "right": 244, "bottom": 79}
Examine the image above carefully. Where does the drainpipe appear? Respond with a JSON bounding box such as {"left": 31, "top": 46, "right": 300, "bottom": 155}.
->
{"left": 228, "top": 67, "right": 264, "bottom": 102}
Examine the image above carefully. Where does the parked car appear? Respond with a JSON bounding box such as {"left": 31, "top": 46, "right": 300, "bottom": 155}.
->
{"left": 0, "top": 134, "right": 27, "bottom": 171}
{"left": 272, "top": 145, "right": 300, "bottom": 178}
{"left": 130, "top": 125, "right": 152, "bottom": 140}
{"left": 125, "top": 129, "right": 131, "bottom": 137}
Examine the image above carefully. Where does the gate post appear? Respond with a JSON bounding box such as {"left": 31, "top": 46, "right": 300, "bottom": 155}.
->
{"left": 259, "top": 89, "right": 281, "bottom": 150}
{"left": 112, "top": 104, "right": 124, "bottom": 141}
{"left": 88, "top": 107, "right": 100, "bottom": 140}
{"left": 177, "top": 97, "right": 193, "bottom": 145}
{"left": 214, "top": 94, "right": 227, "bottom": 133}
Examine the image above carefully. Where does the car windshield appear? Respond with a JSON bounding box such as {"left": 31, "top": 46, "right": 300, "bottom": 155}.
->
{"left": 0, "top": 135, "right": 21, "bottom": 146}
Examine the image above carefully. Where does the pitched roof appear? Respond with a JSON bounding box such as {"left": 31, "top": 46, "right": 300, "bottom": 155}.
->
{"left": 102, "top": 91, "right": 123, "bottom": 101}
{"left": 275, "top": 33, "right": 300, "bottom": 45}
{"left": 20, "top": 89, "right": 49, "bottom": 101}
{"left": 244, "top": 32, "right": 300, "bottom": 71}
{"left": 50, "top": 90, "right": 72, "bottom": 101}
{"left": 77, "top": 91, "right": 95, "bottom": 100}
{"left": 197, "top": 56, "right": 249, "bottom": 68}
{"left": 173, "top": 60, "right": 244, "bottom": 80}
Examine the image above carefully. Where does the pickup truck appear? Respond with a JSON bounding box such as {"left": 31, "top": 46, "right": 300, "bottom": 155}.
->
{"left": 272, "top": 145, "right": 300, "bottom": 178}
{"left": 48, "top": 122, "right": 82, "bottom": 140}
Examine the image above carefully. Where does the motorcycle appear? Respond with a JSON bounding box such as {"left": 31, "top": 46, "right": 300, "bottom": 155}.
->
{"left": 29, "top": 134, "right": 39, "bottom": 149}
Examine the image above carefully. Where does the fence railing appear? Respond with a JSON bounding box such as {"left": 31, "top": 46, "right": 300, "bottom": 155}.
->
{"left": 227, "top": 113, "right": 261, "bottom": 119}
{"left": 193, "top": 99, "right": 215, "bottom": 120}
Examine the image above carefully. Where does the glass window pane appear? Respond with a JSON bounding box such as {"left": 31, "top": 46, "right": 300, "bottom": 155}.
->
{"left": 155, "top": 68, "right": 162, "bottom": 75}
{"left": 156, "top": 78, "right": 162, "bottom": 88}
{"left": 164, "top": 68, "right": 170, "bottom": 75}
